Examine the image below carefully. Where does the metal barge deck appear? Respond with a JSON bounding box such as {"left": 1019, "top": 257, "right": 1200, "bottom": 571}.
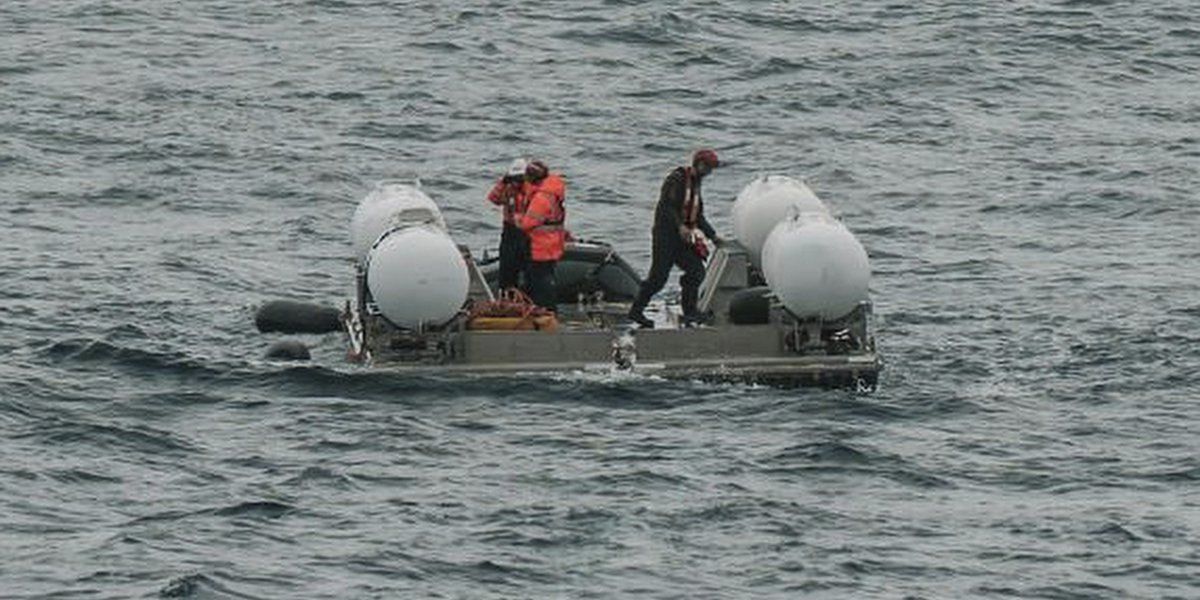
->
{"left": 343, "top": 241, "right": 882, "bottom": 390}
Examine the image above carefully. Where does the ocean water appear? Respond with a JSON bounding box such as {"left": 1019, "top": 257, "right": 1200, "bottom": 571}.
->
{"left": 2, "top": 1, "right": 1198, "bottom": 598}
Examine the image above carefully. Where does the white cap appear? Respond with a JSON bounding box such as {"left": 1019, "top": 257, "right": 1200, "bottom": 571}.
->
{"left": 506, "top": 158, "right": 528, "bottom": 178}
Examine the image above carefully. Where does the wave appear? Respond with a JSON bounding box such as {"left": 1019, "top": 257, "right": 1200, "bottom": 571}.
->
{"left": 159, "top": 572, "right": 270, "bottom": 599}
{"left": 41, "top": 337, "right": 228, "bottom": 380}
{"left": 13, "top": 419, "right": 198, "bottom": 454}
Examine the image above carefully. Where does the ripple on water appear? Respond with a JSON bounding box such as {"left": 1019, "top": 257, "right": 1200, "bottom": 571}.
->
{"left": 2, "top": 1, "right": 1199, "bottom": 598}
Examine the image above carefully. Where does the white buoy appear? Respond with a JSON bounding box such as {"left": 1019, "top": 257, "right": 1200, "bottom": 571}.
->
{"left": 761, "top": 212, "right": 869, "bottom": 321}
{"left": 350, "top": 181, "right": 447, "bottom": 263}
{"left": 732, "top": 175, "right": 829, "bottom": 268}
{"left": 365, "top": 226, "right": 469, "bottom": 329}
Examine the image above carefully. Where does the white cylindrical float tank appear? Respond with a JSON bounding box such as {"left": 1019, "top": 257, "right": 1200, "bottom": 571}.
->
{"left": 351, "top": 181, "right": 447, "bottom": 263}
{"left": 365, "top": 225, "right": 469, "bottom": 329}
{"left": 761, "top": 212, "right": 870, "bottom": 321}
{"left": 732, "top": 175, "right": 829, "bottom": 268}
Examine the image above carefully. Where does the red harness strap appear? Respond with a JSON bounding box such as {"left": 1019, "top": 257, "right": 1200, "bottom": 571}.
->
{"left": 682, "top": 167, "right": 700, "bottom": 228}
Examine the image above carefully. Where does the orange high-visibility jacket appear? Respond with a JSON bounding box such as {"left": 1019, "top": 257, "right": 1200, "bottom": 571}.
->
{"left": 518, "top": 174, "right": 567, "bottom": 262}
{"left": 486, "top": 178, "right": 531, "bottom": 225}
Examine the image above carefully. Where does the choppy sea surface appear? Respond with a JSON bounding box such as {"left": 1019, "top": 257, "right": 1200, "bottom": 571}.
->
{"left": 3, "top": 1, "right": 1198, "bottom": 598}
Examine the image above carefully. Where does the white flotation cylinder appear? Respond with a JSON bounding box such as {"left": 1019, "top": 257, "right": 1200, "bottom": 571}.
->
{"left": 761, "top": 212, "right": 869, "bottom": 320}
{"left": 732, "top": 175, "right": 829, "bottom": 268}
{"left": 365, "top": 225, "right": 469, "bottom": 329}
{"left": 351, "top": 181, "right": 447, "bottom": 263}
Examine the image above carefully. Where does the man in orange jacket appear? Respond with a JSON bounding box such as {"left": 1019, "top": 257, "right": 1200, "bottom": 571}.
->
{"left": 486, "top": 158, "right": 532, "bottom": 291}
{"left": 517, "top": 160, "right": 567, "bottom": 311}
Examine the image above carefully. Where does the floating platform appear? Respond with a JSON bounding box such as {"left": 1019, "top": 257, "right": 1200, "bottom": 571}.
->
{"left": 343, "top": 241, "right": 881, "bottom": 390}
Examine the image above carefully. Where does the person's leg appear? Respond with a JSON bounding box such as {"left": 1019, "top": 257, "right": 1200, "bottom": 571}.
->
{"left": 528, "top": 261, "right": 558, "bottom": 311}
{"left": 497, "top": 223, "right": 521, "bottom": 290}
{"left": 629, "top": 238, "right": 675, "bottom": 324}
{"left": 676, "top": 249, "right": 707, "bottom": 321}
{"left": 511, "top": 230, "right": 532, "bottom": 298}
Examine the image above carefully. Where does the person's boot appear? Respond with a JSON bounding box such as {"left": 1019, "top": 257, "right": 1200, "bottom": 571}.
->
{"left": 627, "top": 308, "right": 654, "bottom": 329}
{"left": 680, "top": 285, "right": 702, "bottom": 326}
{"left": 628, "top": 286, "right": 655, "bottom": 329}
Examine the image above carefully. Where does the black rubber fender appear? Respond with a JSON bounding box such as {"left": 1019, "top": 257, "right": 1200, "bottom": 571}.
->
{"left": 728, "top": 286, "right": 772, "bottom": 325}
{"left": 254, "top": 300, "right": 341, "bottom": 334}
{"left": 264, "top": 340, "right": 311, "bottom": 361}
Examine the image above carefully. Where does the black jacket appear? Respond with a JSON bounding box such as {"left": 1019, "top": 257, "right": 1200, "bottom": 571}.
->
{"left": 652, "top": 166, "right": 716, "bottom": 242}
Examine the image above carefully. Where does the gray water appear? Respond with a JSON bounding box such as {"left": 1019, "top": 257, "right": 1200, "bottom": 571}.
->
{"left": 2, "top": 1, "right": 1198, "bottom": 598}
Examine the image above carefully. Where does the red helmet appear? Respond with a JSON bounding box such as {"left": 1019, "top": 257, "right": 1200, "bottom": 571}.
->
{"left": 692, "top": 149, "right": 719, "bottom": 169}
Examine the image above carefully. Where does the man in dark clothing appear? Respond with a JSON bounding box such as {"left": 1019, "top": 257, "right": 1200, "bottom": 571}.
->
{"left": 486, "top": 158, "right": 531, "bottom": 291}
{"left": 627, "top": 149, "right": 723, "bottom": 328}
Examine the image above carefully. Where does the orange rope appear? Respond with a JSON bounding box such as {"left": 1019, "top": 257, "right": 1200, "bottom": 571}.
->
{"left": 467, "top": 288, "right": 553, "bottom": 320}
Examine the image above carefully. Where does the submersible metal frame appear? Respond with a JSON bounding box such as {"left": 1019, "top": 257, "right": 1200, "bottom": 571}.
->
{"left": 342, "top": 240, "right": 881, "bottom": 390}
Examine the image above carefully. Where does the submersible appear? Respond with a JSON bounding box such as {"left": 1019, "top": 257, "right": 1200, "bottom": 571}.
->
{"left": 336, "top": 176, "right": 881, "bottom": 389}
